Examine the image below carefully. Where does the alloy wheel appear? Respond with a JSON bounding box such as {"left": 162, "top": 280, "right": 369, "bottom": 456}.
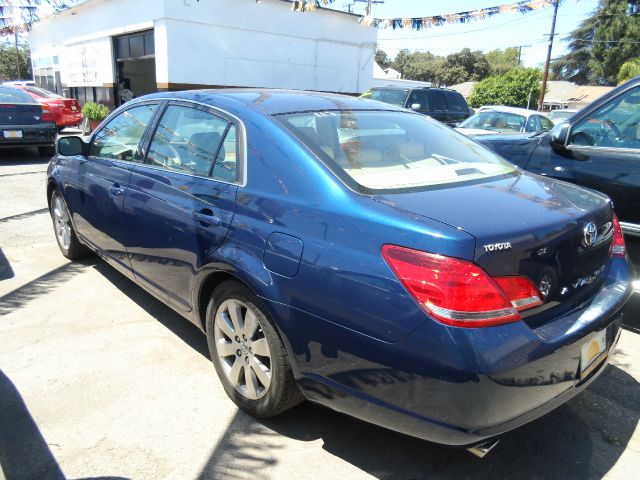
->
{"left": 52, "top": 195, "right": 72, "bottom": 250}
{"left": 213, "top": 299, "right": 272, "bottom": 400}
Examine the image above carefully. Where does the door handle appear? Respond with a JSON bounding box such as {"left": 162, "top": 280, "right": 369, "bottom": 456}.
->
{"left": 109, "top": 184, "right": 125, "bottom": 196}
{"left": 193, "top": 209, "right": 221, "bottom": 227}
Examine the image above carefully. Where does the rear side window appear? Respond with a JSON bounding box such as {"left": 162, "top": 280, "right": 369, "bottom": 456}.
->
{"left": 0, "top": 87, "right": 36, "bottom": 103}
{"left": 90, "top": 104, "right": 156, "bottom": 161}
{"left": 146, "top": 104, "right": 238, "bottom": 181}
{"left": 361, "top": 89, "right": 409, "bottom": 107}
{"left": 444, "top": 91, "right": 468, "bottom": 112}
{"left": 278, "top": 110, "right": 515, "bottom": 192}
{"left": 426, "top": 91, "right": 446, "bottom": 111}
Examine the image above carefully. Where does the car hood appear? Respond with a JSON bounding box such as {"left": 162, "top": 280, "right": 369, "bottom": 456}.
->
{"left": 473, "top": 133, "right": 545, "bottom": 168}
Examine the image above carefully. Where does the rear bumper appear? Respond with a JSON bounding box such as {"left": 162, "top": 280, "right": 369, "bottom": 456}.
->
{"left": 0, "top": 124, "right": 56, "bottom": 147}
{"left": 274, "top": 256, "right": 633, "bottom": 446}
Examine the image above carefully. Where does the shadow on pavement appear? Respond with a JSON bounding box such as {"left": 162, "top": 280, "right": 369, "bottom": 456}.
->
{"left": 0, "top": 261, "right": 91, "bottom": 315}
{"left": 0, "top": 248, "right": 14, "bottom": 281}
{"left": 0, "top": 147, "right": 50, "bottom": 166}
{"left": 91, "top": 260, "right": 209, "bottom": 359}
{"left": 0, "top": 370, "right": 129, "bottom": 480}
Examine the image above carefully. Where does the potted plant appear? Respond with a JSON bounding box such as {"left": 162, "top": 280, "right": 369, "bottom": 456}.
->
{"left": 81, "top": 102, "right": 110, "bottom": 132}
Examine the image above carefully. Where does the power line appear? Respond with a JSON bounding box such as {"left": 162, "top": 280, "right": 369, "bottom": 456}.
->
{"left": 378, "top": 8, "right": 549, "bottom": 41}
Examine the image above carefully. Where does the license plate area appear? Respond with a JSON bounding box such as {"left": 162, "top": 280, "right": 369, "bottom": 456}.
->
{"left": 580, "top": 329, "right": 607, "bottom": 380}
{"left": 3, "top": 130, "right": 23, "bottom": 139}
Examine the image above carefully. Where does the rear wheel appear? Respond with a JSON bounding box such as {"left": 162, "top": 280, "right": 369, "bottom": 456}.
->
{"left": 38, "top": 146, "right": 55, "bottom": 157}
{"left": 205, "top": 280, "right": 303, "bottom": 418}
{"left": 50, "top": 189, "right": 88, "bottom": 260}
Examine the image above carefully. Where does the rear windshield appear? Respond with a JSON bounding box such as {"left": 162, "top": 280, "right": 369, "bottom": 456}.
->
{"left": 277, "top": 110, "right": 515, "bottom": 192}
{"left": 24, "top": 86, "right": 62, "bottom": 99}
{"left": 459, "top": 111, "right": 526, "bottom": 133}
{"left": 0, "top": 87, "right": 37, "bottom": 104}
{"left": 361, "top": 89, "right": 409, "bottom": 107}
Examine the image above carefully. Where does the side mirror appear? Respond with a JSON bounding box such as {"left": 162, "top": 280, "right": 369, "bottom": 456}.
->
{"left": 410, "top": 103, "right": 422, "bottom": 111}
{"left": 57, "top": 136, "right": 87, "bottom": 156}
{"left": 550, "top": 122, "right": 570, "bottom": 150}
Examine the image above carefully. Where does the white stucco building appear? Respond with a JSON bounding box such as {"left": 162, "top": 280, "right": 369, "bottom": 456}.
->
{"left": 29, "top": 0, "right": 377, "bottom": 108}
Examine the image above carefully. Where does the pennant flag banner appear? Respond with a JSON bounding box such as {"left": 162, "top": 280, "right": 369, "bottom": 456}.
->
{"left": 0, "top": 0, "right": 85, "bottom": 35}
{"left": 290, "top": 0, "right": 565, "bottom": 30}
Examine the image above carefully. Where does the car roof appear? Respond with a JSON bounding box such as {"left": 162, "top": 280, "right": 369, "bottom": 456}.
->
{"left": 141, "top": 89, "right": 404, "bottom": 116}
{"left": 369, "top": 86, "right": 458, "bottom": 93}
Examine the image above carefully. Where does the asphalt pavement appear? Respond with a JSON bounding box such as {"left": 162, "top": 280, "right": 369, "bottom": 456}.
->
{"left": 1, "top": 147, "right": 639, "bottom": 480}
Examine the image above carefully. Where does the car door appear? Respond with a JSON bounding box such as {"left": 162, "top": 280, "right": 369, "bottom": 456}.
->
{"left": 123, "top": 102, "right": 241, "bottom": 312}
{"left": 558, "top": 85, "right": 640, "bottom": 227}
{"left": 64, "top": 102, "right": 158, "bottom": 274}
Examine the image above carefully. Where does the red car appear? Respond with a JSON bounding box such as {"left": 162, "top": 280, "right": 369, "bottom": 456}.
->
{"left": 15, "top": 86, "right": 83, "bottom": 130}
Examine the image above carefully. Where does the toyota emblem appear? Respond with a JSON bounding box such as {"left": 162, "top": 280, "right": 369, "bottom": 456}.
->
{"left": 582, "top": 222, "right": 597, "bottom": 247}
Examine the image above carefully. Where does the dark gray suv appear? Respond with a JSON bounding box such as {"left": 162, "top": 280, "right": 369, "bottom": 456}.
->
{"left": 361, "top": 86, "right": 471, "bottom": 127}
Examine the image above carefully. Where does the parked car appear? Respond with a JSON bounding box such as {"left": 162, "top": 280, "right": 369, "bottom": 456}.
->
{"left": 0, "top": 86, "right": 57, "bottom": 156}
{"left": 456, "top": 106, "right": 554, "bottom": 136}
{"left": 474, "top": 76, "right": 640, "bottom": 242}
{"left": 2, "top": 80, "right": 35, "bottom": 87}
{"left": 360, "top": 86, "right": 471, "bottom": 126}
{"left": 547, "top": 108, "right": 578, "bottom": 125}
{"left": 15, "top": 85, "right": 83, "bottom": 131}
{"left": 48, "top": 90, "right": 632, "bottom": 453}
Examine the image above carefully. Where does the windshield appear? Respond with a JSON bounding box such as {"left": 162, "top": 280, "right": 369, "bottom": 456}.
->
{"left": 0, "top": 87, "right": 37, "bottom": 104}
{"left": 361, "top": 89, "right": 409, "bottom": 107}
{"left": 277, "top": 110, "right": 516, "bottom": 192}
{"left": 459, "top": 111, "right": 526, "bottom": 133}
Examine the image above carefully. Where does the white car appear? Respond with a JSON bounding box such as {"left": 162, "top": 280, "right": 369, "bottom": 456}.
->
{"left": 456, "top": 106, "right": 554, "bottom": 136}
{"left": 547, "top": 108, "right": 578, "bottom": 125}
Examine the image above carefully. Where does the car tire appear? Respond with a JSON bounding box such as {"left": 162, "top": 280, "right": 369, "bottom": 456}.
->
{"left": 38, "top": 146, "right": 56, "bottom": 157}
{"left": 205, "top": 280, "right": 303, "bottom": 418}
{"left": 50, "top": 189, "right": 89, "bottom": 260}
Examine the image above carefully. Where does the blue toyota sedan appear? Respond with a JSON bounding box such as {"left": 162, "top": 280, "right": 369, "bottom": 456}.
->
{"left": 48, "top": 90, "right": 633, "bottom": 454}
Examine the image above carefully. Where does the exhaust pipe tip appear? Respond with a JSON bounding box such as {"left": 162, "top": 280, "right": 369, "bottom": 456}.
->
{"left": 467, "top": 439, "right": 500, "bottom": 458}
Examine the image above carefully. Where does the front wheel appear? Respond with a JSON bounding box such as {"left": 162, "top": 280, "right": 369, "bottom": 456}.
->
{"left": 205, "top": 280, "right": 303, "bottom": 418}
{"left": 50, "top": 189, "right": 89, "bottom": 260}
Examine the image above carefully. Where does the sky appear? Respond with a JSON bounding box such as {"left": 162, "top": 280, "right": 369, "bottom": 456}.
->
{"left": 326, "top": 0, "right": 600, "bottom": 68}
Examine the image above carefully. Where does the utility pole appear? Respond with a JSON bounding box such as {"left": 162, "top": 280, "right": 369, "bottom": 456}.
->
{"left": 538, "top": 0, "right": 559, "bottom": 112}
{"left": 354, "top": 0, "right": 384, "bottom": 16}
{"left": 14, "top": 31, "right": 21, "bottom": 80}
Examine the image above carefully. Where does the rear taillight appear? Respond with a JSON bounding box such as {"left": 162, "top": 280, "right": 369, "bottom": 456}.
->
{"left": 611, "top": 213, "right": 625, "bottom": 257}
{"left": 381, "top": 244, "right": 543, "bottom": 328}
{"left": 41, "top": 105, "right": 54, "bottom": 122}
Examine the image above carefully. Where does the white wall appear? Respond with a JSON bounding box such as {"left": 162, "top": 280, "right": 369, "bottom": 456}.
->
{"left": 29, "top": 0, "right": 377, "bottom": 93}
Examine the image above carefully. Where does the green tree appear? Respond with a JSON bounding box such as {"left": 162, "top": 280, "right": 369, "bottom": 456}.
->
{"left": 467, "top": 68, "right": 542, "bottom": 108}
{"left": 486, "top": 47, "right": 520, "bottom": 76}
{"left": 444, "top": 48, "right": 490, "bottom": 83}
{"left": 0, "top": 43, "right": 32, "bottom": 80}
{"left": 375, "top": 49, "right": 392, "bottom": 70}
{"left": 552, "top": 0, "right": 640, "bottom": 85}
{"left": 617, "top": 58, "right": 640, "bottom": 84}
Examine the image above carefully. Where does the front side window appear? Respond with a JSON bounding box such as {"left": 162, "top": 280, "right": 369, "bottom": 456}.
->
{"left": 146, "top": 104, "right": 237, "bottom": 180}
{"left": 408, "top": 91, "right": 429, "bottom": 112}
{"left": 524, "top": 116, "right": 539, "bottom": 133}
{"left": 278, "top": 110, "right": 515, "bottom": 192}
{"left": 569, "top": 86, "right": 640, "bottom": 148}
{"left": 90, "top": 103, "right": 156, "bottom": 161}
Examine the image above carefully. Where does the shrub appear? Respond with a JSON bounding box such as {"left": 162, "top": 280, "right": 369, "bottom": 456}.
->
{"left": 81, "top": 102, "right": 110, "bottom": 121}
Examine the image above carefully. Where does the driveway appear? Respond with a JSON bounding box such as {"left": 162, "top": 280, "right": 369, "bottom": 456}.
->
{"left": 1, "top": 148, "right": 639, "bottom": 480}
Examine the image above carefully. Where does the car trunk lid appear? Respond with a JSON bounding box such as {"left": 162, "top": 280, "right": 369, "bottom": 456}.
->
{"left": 374, "top": 172, "right": 614, "bottom": 312}
{"left": 0, "top": 102, "right": 44, "bottom": 126}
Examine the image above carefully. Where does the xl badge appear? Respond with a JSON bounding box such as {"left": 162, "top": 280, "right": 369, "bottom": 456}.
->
{"left": 483, "top": 242, "right": 512, "bottom": 253}
{"left": 582, "top": 222, "right": 597, "bottom": 248}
